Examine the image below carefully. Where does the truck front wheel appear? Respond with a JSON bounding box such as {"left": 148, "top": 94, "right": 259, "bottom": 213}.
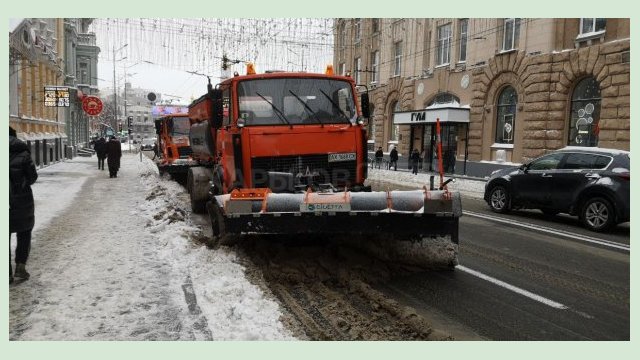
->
{"left": 187, "top": 168, "right": 208, "bottom": 214}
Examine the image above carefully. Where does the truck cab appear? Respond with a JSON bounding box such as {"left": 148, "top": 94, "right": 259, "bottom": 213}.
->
{"left": 190, "top": 70, "right": 370, "bottom": 195}
{"left": 153, "top": 113, "right": 194, "bottom": 174}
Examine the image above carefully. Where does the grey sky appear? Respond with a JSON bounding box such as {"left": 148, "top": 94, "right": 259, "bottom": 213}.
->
{"left": 91, "top": 18, "right": 334, "bottom": 104}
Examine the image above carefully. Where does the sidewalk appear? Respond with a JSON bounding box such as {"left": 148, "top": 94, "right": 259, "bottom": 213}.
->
{"left": 9, "top": 153, "right": 294, "bottom": 340}
{"left": 367, "top": 167, "right": 486, "bottom": 199}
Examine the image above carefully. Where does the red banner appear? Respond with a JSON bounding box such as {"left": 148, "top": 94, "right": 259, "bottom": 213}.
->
{"left": 82, "top": 96, "right": 103, "bottom": 116}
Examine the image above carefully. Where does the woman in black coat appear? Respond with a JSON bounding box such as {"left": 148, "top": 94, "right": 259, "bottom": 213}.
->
{"left": 9, "top": 127, "right": 38, "bottom": 282}
{"left": 106, "top": 136, "right": 122, "bottom": 178}
{"left": 94, "top": 137, "right": 107, "bottom": 170}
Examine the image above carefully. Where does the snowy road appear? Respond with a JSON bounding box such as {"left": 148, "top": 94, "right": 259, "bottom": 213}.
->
{"left": 9, "top": 152, "right": 295, "bottom": 340}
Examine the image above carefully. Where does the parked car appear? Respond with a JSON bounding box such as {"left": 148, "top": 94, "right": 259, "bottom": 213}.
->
{"left": 140, "top": 138, "right": 156, "bottom": 151}
{"left": 484, "top": 146, "right": 630, "bottom": 232}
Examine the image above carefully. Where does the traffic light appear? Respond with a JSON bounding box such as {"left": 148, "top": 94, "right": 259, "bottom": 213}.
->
{"left": 127, "top": 116, "right": 133, "bottom": 134}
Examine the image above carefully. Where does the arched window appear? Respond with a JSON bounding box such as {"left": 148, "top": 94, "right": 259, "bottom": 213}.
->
{"left": 368, "top": 106, "right": 376, "bottom": 140}
{"left": 389, "top": 101, "right": 400, "bottom": 141}
{"left": 495, "top": 86, "right": 517, "bottom": 144}
{"left": 569, "top": 77, "right": 601, "bottom": 146}
{"left": 428, "top": 93, "right": 460, "bottom": 106}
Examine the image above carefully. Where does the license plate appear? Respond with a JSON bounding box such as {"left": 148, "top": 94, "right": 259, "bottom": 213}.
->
{"left": 328, "top": 152, "right": 356, "bottom": 162}
{"left": 300, "top": 203, "right": 352, "bottom": 212}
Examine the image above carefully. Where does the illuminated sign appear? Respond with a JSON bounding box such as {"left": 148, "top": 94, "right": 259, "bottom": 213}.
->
{"left": 152, "top": 105, "right": 189, "bottom": 116}
{"left": 44, "top": 86, "right": 70, "bottom": 107}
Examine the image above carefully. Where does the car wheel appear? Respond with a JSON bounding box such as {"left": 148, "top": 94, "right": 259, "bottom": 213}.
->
{"left": 581, "top": 197, "right": 615, "bottom": 232}
{"left": 489, "top": 185, "right": 510, "bottom": 213}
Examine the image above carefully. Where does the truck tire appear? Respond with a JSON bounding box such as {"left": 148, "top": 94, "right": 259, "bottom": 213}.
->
{"left": 187, "top": 167, "right": 212, "bottom": 214}
{"left": 206, "top": 200, "right": 237, "bottom": 248}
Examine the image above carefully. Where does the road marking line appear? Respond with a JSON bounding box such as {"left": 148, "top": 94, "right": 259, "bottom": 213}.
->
{"left": 463, "top": 210, "right": 630, "bottom": 252}
{"left": 457, "top": 265, "right": 569, "bottom": 310}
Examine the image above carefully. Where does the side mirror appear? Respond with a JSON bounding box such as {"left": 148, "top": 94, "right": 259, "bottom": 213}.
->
{"left": 360, "top": 93, "right": 370, "bottom": 119}
{"left": 519, "top": 163, "right": 529, "bottom": 172}
{"left": 210, "top": 89, "right": 223, "bottom": 129}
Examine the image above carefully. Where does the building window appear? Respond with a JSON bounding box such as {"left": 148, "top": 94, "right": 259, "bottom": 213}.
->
{"left": 580, "top": 18, "right": 606, "bottom": 34}
{"left": 458, "top": 19, "right": 468, "bottom": 62}
{"left": 368, "top": 106, "right": 376, "bottom": 140}
{"left": 354, "top": 57, "right": 361, "bottom": 84}
{"left": 569, "top": 77, "right": 601, "bottom": 147}
{"left": 394, "top": 41, "right": 403, "bottom": 76}
{"left": 390, "top": 101, "right": 400, "bottom": 141}
{"left": 354, "top": 18, "right": 362, "bottom": 43}
{"left": 502, "top": 18, "right": 520, "bottom": 51}
{"left": 371, "top": 51, "right": 379, "bottom": 83}
{"left": 437, "top": 23, "right": 452, "bottom": 66}
{"left": 429, "top": 93, "right": 460, "bottom": 106}
{"left": 495, "top": 86, "right": 517, "bottom": 144}
{"left": 339, "top": 23, "right": 346, "bottom": 47}
{"left": 372, "top": 18, "right": 380, "bottom": 33}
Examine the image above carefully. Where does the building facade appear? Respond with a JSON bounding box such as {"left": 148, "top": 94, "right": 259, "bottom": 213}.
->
{"left": 334, "top": 18, "right": 630, "bottom": 176}
{"left": 98, "top": 84, "right": 164, "bottom": 140}
{"left": 9, "top": 18, "right": 100, "bottom": 166}
{"left": 64, "top": 18, "right": 100, "bottom": 151}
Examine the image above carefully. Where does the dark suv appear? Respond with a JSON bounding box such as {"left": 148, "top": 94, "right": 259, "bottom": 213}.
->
{"left": 484, "top": 147, "right": 630, "bottom": 232}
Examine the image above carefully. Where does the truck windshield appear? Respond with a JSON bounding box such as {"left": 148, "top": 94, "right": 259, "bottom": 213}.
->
{"left": 237, "top": 78, "right": 356, "bottom": 126}
{"left": 171, "top": 116, "right": 190, "bottom": 136}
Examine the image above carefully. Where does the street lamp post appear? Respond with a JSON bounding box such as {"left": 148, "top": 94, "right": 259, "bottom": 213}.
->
{"left": 112, "top": 43, "right": 128, "bottom": 135}
{"left": 123, "top": 71, "right": 137, "bottom": 152}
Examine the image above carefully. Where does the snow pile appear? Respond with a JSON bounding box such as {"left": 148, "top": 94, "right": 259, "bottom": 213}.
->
{"left": 135, "top": 156, "right": 296, "bottom": 340}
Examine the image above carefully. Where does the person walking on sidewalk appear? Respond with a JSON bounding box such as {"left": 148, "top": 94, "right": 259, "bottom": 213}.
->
{"left": 94, "top": 137, "right": 107, "bottom": 170}
{"left": 9, "top": 126, "right": 38, "bottom": 283}
{"left": 389, "top": 146, "right": 399, "bottom": 171}
{"left": 152, "top": 142, "right": 159, "bottom": 160}
{"left": 374, "top": 147, "right": 383, "bottom": 169}
{"left": 106, "top": 136, "right": 122, "bottom": 178}
{"left": 410, "top": 148, "right": 421, "bottom": 175}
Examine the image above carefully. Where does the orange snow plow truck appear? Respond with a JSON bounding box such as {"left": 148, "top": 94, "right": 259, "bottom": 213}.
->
{"left": 154, "top": 113, "right": 195, "bottom": 176}
{"left": 186, "top": 65, "right": 462, "bottom": 267}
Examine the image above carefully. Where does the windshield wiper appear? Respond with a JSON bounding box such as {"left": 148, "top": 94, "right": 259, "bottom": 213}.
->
{"left": 318, "top": 89, "right": 352, "bottom": 126}
{"left": 256, "top": 92, "right": 292, "bottom": 128}
{"left": 288, "top": 90, "right": 324, "bottom": 127}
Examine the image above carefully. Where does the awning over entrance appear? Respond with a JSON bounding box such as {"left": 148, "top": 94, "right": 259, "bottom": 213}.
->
{"left": 393, "top": 104, "right": 470, "bottom": 125}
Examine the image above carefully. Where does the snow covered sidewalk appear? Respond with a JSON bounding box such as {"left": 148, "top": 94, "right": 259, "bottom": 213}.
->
{"left": 9, "top": 153, "right": 295, "bottom": 340}
{"left": 367, "top": 168, "right": 486, "bottom": 199}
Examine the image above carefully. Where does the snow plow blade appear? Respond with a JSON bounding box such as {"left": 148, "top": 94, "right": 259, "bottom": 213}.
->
{"left": 206, "top": 188, "right": 461, "bottom": 247}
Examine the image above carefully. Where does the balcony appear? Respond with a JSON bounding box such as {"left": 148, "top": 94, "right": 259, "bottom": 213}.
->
{"left": 78, "top": 33, "right": 96, "bottom": 47}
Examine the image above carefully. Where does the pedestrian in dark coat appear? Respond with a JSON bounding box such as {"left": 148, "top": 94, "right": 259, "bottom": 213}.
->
{"left": 410, "top": 148, "right": 421, "bottom": 175}
{"left": 9, "top": 127, "right": 38, "bottom": 283}
{"left": 93, "top": 137, "right": 107, "bottom": 170}
{"left": 152, "top": 142, "right": 159, "bottom": 160}
{"left": 106, "top": 136, "right": 122, "bottom": 178}
{"left": 389, "top": 146, "right": 399, "bottom": 171}
{"left": 374, "top": 147, "right": 383, "bottom": 169}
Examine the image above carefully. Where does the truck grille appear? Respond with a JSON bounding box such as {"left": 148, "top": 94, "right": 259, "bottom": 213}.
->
{"left": 178, "top": 146, "right": 193, "bottom": 158}
{"left": 252, "top": 154, "right": 357, "bottom": 188}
